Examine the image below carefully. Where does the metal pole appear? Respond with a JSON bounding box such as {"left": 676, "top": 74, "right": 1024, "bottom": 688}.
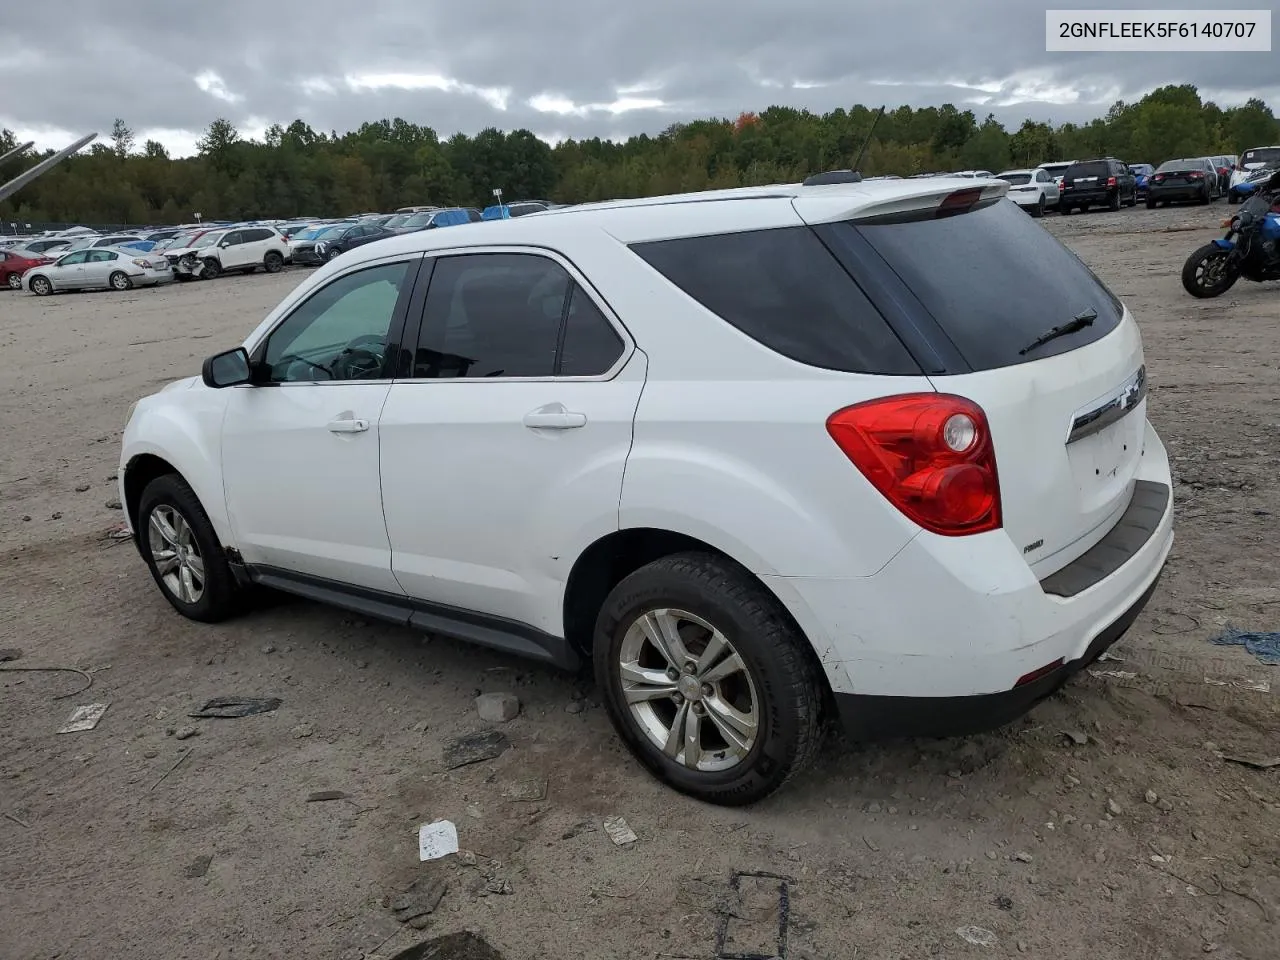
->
{"left": 0, "top": 133, "right": 97, "bottom": 205}
{"left": 0, "top": 141, "right": 34, "bottom": 166}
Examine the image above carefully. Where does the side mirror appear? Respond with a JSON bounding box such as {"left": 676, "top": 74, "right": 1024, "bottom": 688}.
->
{"left": 219, "top": 241, "right": 231, "bottom": 248}
{"left": 202, "top": 347, "right": 252, "bottom": 388}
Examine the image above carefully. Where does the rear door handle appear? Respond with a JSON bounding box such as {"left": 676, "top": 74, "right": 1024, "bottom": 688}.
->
{"left": 523, "top": 410, "right": 587, "bottom": 430}
{"left": 327, "top": 417, "right": 369, "bottom": 434}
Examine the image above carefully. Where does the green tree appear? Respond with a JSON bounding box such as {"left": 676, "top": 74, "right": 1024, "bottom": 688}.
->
{"left": 110, "top": 118, "right": 135, "bottom": 158}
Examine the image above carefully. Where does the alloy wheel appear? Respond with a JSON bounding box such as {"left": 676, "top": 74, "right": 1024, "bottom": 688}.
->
{"left": 617, "top": 607, "right": 759, "bottom": 773}
{"left": 148, "top": 505, "right": 206, "bottom": 604}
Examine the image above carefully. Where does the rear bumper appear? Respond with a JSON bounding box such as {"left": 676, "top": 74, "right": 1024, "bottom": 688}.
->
{"left": 1008, "top": 192, "right": 1044, "bottom": 208}
{"left": 765, "top": 418, "right": 1173, "bottom": 737}
{"left": 1062, "top": 188, "right": 1113, "bottom": 204}
{"left": 1150, "top": 186, "right": 1205, "bottom": 201}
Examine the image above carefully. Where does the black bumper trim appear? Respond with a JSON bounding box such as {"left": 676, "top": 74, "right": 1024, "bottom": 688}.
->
{"left": 1039, "top": 480, "right": 1169, "bottom": 598}
{"left": 831, "top": 567, "right": 1163, "bottom": 742}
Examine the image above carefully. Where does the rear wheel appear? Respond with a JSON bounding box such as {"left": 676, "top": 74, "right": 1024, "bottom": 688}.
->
{"left": 1199, "top": 185, "right": 1211, "bottom": 205}
{"left": 108, "top": 270, "right": 132, "bottom": 291}
{"left": 1032, "top": 195, "right": 1046, "bottom": 218}
{"left": 1108, "top": 191, "right": 1121, "bottom": 211}
{"left": 594, "top": 552, "right": 825, "bottom": 806}
{"left": 29, "top": 275, "right": 52, "bottom": 296}
{"left": 6, "top": 272, "right": 21, "bottom": 290}
{"left": 1181, "top": 243, "right": 1240, "bottom": 299}
{"left": 137, "top": 474, "right": 241, "bottom": 622}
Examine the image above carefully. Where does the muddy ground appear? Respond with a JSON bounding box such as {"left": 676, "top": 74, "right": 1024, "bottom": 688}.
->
{"left": 2, "top": 203, "right": 1279, "bottom": 960}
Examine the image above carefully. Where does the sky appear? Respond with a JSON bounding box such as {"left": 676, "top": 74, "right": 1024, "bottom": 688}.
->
{"left": 3, "top": 0, "right": 1277, "bottom": 158}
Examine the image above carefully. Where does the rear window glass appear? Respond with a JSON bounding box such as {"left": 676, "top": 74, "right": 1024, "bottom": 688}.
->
{"left": 630, "top": 226, "right": 919, "bottom": 375}
{"left": 842, "top": 199, "right": 1124, "bottom": 372}
{"left": 999, "top": 173, "right": 1032, "bottom": 184}
{"left": 1067, "top": 161, "right": 1109, "bottom": 179}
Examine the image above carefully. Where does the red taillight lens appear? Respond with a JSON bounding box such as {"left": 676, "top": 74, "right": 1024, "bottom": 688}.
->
{"left": 937, "top": 187, "right": 984, "bottom": 218}
{"left": 1152, "top": 174, "right": 1164, "bottom": 182}
{"left": 1188, "top": 171, "right": 1203, "bottom": 179}
{"left": 826, "top": 394, "right": 1002, "bottom": 536}
{"left": 1106, "top": 176, "right": 1117, "bottom": 187}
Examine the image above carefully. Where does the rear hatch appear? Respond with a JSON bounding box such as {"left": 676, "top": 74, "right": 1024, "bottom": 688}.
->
{"left": 1063, "top": 160, "right": 1109, "bottom": 193}
{"left": 797, "top": 185, "right": 1147, "bottom": 578}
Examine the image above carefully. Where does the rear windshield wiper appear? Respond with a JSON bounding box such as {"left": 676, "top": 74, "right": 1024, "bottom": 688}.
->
{"left": 1019, "top": 307, "right": 1098, "bottom": 356}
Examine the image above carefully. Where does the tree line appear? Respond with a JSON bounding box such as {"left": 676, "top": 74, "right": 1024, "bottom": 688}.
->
{"left": 1, "top": 84, "right": 1276, "bottom": 228}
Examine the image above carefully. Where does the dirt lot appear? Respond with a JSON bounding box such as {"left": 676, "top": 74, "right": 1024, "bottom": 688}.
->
{"left": 2, "top": 204, "right": 1279, "bottom": 960}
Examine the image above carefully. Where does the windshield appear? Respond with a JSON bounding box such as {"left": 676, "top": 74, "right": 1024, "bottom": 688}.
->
{"left": 383, "top": 214, "right": 410, "bottom": 228}
{"left": 294, "top": 226, "right": 326, "bottom": 241}
{"left": 1241, "top": 147, "right": 1280, "bottom": 168}
{"left": 316, "top": 226, "right": 348, "bottom": 240}
{"left": 841, "top": 198, "right": 1124, "bottom": 371}
{"left": 998, "top": 173, "right": 1032, "bottom": 184}
{"left": 191, "top": 233, "right": 220, "bottom": 248}
{"left": 403, "top": 212, "right": 435, "bottom": 227}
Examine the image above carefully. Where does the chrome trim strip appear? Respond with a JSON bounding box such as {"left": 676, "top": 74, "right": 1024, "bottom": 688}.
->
{"left": 1067, "top": 364, "right": 1146, "bottom": 444}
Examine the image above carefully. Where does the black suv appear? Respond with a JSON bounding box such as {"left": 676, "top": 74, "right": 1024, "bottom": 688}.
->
{"left": 1059, "top": 158, "right": 1138, "bottom": 214}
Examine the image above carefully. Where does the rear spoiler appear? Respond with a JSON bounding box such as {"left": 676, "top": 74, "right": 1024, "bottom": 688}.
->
{"left": 793, "top": 180, "right": 1010, "bottom": 226}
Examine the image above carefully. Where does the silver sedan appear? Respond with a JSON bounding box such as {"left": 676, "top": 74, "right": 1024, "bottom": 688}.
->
{"left": 23, "top": 247, "right": 174, "bottom": 295}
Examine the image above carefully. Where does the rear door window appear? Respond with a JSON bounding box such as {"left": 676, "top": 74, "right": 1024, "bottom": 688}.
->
{"left": 630, "top": 226, "right": 919, "bottom": 375}
{"left": 827, "top": 199, "right": 1124, "bottom": 372}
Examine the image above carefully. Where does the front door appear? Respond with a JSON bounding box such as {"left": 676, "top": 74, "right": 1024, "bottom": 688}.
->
{"left": 220, "top": 256, "right": 421, "bottom": 594}
{"left": 379, "top": 251, "right": 644, "bottom": 635}
{"left": 53, "top": 250, "right": 89, "bottom": 289}
{"left": 217, "top": 230, "right": 251, "bottom": 269}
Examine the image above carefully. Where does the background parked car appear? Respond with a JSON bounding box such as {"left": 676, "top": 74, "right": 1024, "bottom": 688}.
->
{"left": 1229, "top": 145, "right": 1280, "bottom": 203}
{"left": 1209, "top": 156, "right": 1235, "bottom": 196}
{"left": 480, "top": 201, "right": 551, "bottom": 220}
{"left": 20, "top": 237, "right": 73, "bottom": 255}
{"left": 24, "top": 247, "right": 173, "bottom": 295}
{"left": 1147, "top": 157, "right": 1220, "bottom": 207}
{"left": 995, "top": 168, "right": 1060, "bottom": 216}
{"left": 62, "top": 233, "right": 143, "bottom": 252}
{"left": 388, "top": 207, "right": 477, "bottom": 234}
{"left": 1059, "top": 158, "right": 1137, "bottom": 213}
{"left": 291, "top": 221, "right": 395, "bottom": 265}
{"left": 1127, "top": 163, "right": 1155, "bottom": 200}
{"left": 1035, "top": 160, "right": 1075, "bottom": 205}
{"left": 0, "top": 248, "right": 55, "bottom": 289}
{"left": 170, "top": 226, "right": 289, "bottom": 279}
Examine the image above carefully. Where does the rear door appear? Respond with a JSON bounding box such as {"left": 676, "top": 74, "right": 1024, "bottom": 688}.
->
{"left": 378, "top": 249, "right": 644, "bottom": 636}
{"left": 83, "top": 249, "right": 118, "bottom": 287}
{"left": 807, "top": 196, "right": 1148, "bottom": 578}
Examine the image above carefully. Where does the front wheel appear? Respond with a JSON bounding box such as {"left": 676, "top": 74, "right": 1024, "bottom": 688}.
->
{"left": 29, "top": 275, "right": 52, "bottom": 296}
{"left": 137, "top": 474, "right": 241, "bottom": 622}
{"left": 326, "top": 247, "right": 342, "bottom": 262}
{"left": 594, "top": 552, "right": 825, "bottom": 806}
{"left": 200, "top": 257, "right": 221, "bottom": 280}
{"left": 108, "top": 270, "right": 132, "bottom": 291}
{"left": 263, "top": 250, "right": 284, "bottom": 273}
{"left": 1181, "top": 243, "right": 1240, "bottom": 299}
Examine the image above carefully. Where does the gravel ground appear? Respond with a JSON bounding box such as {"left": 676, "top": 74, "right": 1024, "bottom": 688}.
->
{"left": 2, "top": 202, "right": 1278, "bottom": 960}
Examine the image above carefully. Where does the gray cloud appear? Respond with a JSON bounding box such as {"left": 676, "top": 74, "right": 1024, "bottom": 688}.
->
{"left": 3, "top": 0, "right": 1276, "bottom": 154}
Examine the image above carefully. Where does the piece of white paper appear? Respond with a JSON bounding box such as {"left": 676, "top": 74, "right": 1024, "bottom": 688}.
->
{"left": 603, "top": 815, "right": 638, "bottom": 846}
{"left": 417, "top": 820, "right": 459, "bottom": 861}
{"left": 58, "top": 703, "right": 110, "bottom": 734}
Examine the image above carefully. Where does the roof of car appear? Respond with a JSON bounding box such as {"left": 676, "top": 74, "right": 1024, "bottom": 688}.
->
{"left": 327, "top": 177, "right": 1010, "bottom": 263}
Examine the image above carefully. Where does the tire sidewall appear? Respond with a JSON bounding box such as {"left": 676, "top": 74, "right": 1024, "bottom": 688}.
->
{"left": 110, "top": 271, "right": 130, "bottom": 290}
{"left": 7, "top": 272, "right": 21, "bottom": 289}
{"left": 264, "top": 251, "right": 283, "bottom": 272}
{"left": 137, "top": 475, "right": 236, "bottom": 622}
{"left": 593, "top": 560, "right": 812, "bottom": 803}
{"left": 31, "top": 275, "right": 51, "bottom": 295}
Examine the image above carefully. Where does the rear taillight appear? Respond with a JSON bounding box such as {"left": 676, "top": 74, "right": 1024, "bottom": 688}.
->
{"left": 1188, "top": 171, "right": 1203, "bottom": 179}
{"left": 1152, "top": 174, "right": 1165, "bottom": 182}
{"left": 826, "top": 394, "right": 1002, "bottom": 536}
{"left": 1106, "top": 176, "right": 1117, "bottom": 187}
{"left": 937, "top": 187, "right": 985, "bottom": 218}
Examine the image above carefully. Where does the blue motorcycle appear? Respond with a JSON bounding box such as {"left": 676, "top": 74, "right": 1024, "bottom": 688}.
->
{"left": 1182, "top": 169, "right": 1280, "bottom": 298}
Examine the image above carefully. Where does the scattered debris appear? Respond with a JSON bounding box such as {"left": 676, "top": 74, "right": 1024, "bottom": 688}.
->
{"left": 386, "top": 932, "right": 505, "bottom": 960}
{"left": 714, "top": 870, "right": 792, "bottom": 960}
{"left": 57, "top": 702, "right": 110, "bottom": 734}
{"left": 75, "top": 484, "right": 90, "bottom": 492}
{"left": 261, "top": 643, "right": 277, "bottom": 655}
{"left": 1012, "top": 851, "right": 1034, "bottom": 863}
{"left": 105, "top": 499, "right": 122, "bottom": 510}
{"left": 4, "top": 812, "right": 31, "bottom": 829}
{"left": 475, "top": 692, "right": 520, "bottom": 723}
{"left": 561, "top": 819, "right": 596, "bottom": 840}
{"left": 173, "top": 725, "right": 199, "bottom": 741}
{"left": 0, "top": 649, "right": 22, "bottom": 662}
{"left": 291, "top": 723, "right": 314, "bottom": 739}
{"left": 1203, "top": 675, "right": 1271, "bottom": 693}
{"left": 1208, "top": 626, "right": 1280, "bottom": 666}
{"left": 306, "top": 790, "right": 348, "bottom": 803}
{"left": 502, "top": 778, "right": 547, "bottom": 802}
{"left": 1145, "top": 790, "right": 1159, "bottom": 804}
{"left": 150, "top": 748, "right": 193, "bottom": 791}
{"left": 0, "top": 664, "right": 94, "bottom": 699}
{"left": 1088, "top": 669, "right": 1139, "bottom": 681}
{"left": 993, "top": 895, "right": 1014, "bottom": 911}
{"left": 604, "top": 815, "right": 638, "bottom": 846}
{"left": 390, "top": 876, "right": 449, "bottom": 929}
{"left": 442, "top": 730, "right": 510, "bottom": 769}
{"left": 184, "top": 854, "right": 213, "bottom": 878}
{"left": 1097, "top": 651, "right": 1125, "bottom": 662}
{"left": 957, "top": 926, "right": 999, "bottom": 947}
{"left": 418, "top": 820, "right": 460, "bottom": 861}
{"left": 862, "top": 836, "right": 879, "bottom": 852}
{"left": 189, "top": 696, "right": 282, "bottom": 719}
{"left": 484, "top": 878, "right": 513, "bottom": 896}
{"left": 1107, "top": 798, "right": 1124, "bottom": 816}
{"left": 1220, "top": 754, "right": 1280, "bottom": 771}
{"left": 1063, "top": 730, "right": 1089, "bottom": 746}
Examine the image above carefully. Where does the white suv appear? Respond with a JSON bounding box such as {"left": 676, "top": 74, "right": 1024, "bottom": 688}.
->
{"left": 167, "top": 226, "right": 289, "bottom": 279}
{"left": 119, "top": 177, "right": 1174, "bottom": 805}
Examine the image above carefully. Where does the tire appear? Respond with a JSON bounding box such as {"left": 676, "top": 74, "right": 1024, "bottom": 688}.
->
{"left": 29, "top": 274, "right": 52, "bottom": 296}
{"left": 326, "top": 247, "right": 342, "bottom": 262}
{"left": 1199, "top": 186, "right": 1211, "bottom": 205}
{"left": 1127, "top": 187, "right": 1138, "bottom": 207}
{"left": 1228, "top": 192, "right": 1240, "bottom": 205}
{"left": 6, "top": 272, "right": 21, "bottom": 290}
{"left": 1108, "top": 190, "right": 1121, "bottom": 212}
{"left": 200, "top": 257, "right": 221, "bottom": 280}
{"left": 1146, "top": 197, "right": 1157, "bottom": 209}
{"left": 1032, "top": 195, "right": 1045, "bottom": 218}
{"left": 108, "top": 271, "right": 132, "bottom": 291}
{"left": 1181, "top": 243, "right": 1240, "bottom": 299}
{"left": 594, "top": 552, "right": 825, "bottom": 806}
{"left": 263, "top": 250, "right": 284, "bottom": 273}
{"left": 137, "top": 474, "right": 241, "bottom": 623}
{"left": 1060, "top": 204, "right": 1072, "bottom": 215}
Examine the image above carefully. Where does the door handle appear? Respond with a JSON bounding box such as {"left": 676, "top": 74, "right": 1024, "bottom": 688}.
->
{"left": 522, "top": 410, "right": 587, "bottom": 430}
{"left": 327, "top": 417, "right": 369, "bottom": 434}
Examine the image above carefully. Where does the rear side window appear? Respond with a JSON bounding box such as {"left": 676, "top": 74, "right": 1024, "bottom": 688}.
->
{"left": 630, "top": 226, "right": 920, "bottom": 375}
{"left": 839, "top": 199, "right": 1123, "bottom": 371}
{"left": 558, "top": 285, "right": 624, "bottom": 376}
